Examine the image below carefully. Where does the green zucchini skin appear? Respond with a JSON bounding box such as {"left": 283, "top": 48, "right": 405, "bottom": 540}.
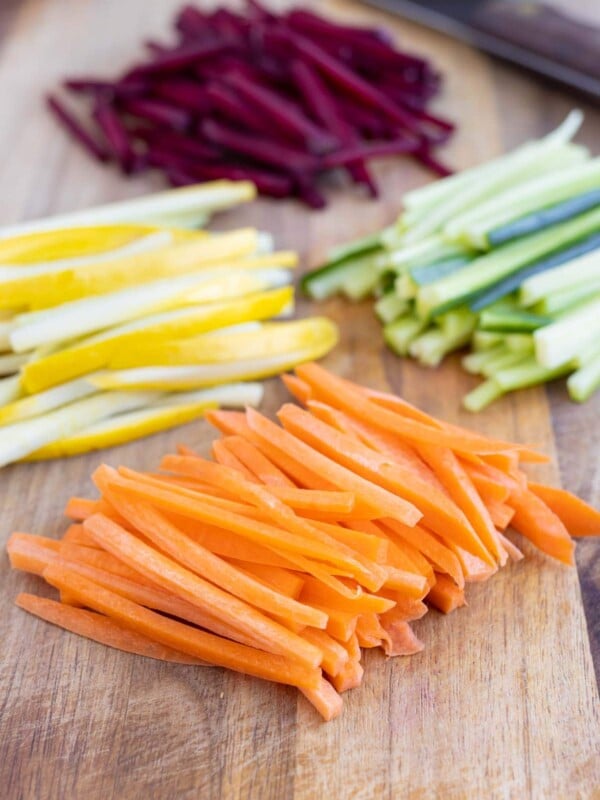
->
{"left": 488, "top": 188, "right": 600, "bottom": 247}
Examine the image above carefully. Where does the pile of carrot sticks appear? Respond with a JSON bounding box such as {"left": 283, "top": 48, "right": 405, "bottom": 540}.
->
{"left": 8, "top": 363, "right": 599, "bottom": 721}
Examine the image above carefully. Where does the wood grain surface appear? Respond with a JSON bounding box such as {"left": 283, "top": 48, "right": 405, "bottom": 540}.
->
{"left": 0, "top": 1, "right": 599, "bottom": 798}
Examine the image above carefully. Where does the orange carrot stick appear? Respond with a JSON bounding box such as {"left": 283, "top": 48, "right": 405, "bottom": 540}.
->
{"left": 301, "top": 628, "right": 349, "bottom": 677}
{"left": 50, "top": 555, "right": 265, "bottom": 649}
{"left": 308, "top": 400, "right": 444, "bottom": 491}
{"left": 300, "top": 677, "right": 343, "bottom": 721}
{"left": 381, "top": 566, "right": 429, "bottom": 598}
{"left": 162, "top": 510, "right": 300, "bottom": 569}
{"left": 65, "top": 497, "right": 98, "bottom": 521}
{"left": 450, "top": 546, "right": 497, "bottom": 582}
{"left": 355, "top": 612, "right": 391, "bottom": 650}
{"left": 295, "top": 363, "right": 544, "bottom": 459}
{"left": 97, "top": 466, "right": 366, "bottom": 587}
{"left": 212, "top": 438, "right": 257, "bottom": 480}
{"left": 508, "top": 489, "right": 575, "bottom": 565}
{"left": 282, "top": 373, "right": 313, "bottom": 405}
{"left": 330, "top": 633, "right": 363, "bottom": 692}
{"left": 159, "top": 455, "right": 384, "bottom": 591}
{"left": 528, "top": 482, "right": 600, "bottom": 538}
{"left": 61, "top": 523, "right": 101, "bottom": 547}
{"left": 382, "top": 520, "right": 465, "bottom": 589}
{"left": 416, "top": 443, "right": 504, "bottom": 564}
{"left": 310, "top": 520, "right": 388, "bottom": 562}
{"left": 7, "top": 533, "right": 59, "bottom": 575}
{"left": 278, "top": 403, "right": 492, "bottom": 563}
{"left": 467, "top": 471, "right": 510, "bottom": 504}
{"left": 222, "top": 435, "right": 296, "bottom": 487}
{"left": 83, "top": 512, "right": 323, "bottom": 668}
{"left": 309, "top": 605, "right": 358, "bottom": 642}
{"left": 59, "top": 541, "right": 155, "bottom": 583}
{"left": 378, "top": 612, "right": 424, "bottom": 657}
{"left": 245, "top": 407, "right": 422, "bottom": 526}
{"left": 486, "top": 499, "right": 515, "bottom": 530}
{"left": 427, "top": 573, "right": 467, "bottom": 614}
{"left": 98, "top": 482, "right": 328, "bottom": 630}
{"left": 300, "top": 576, "right": 395, "bottom": 615}
{"left": 16, "top": 593, "right": 209, "bottom": 665}
{"left": 43, "top": 561, "right": 321, "bottom": 689}
{"left": 379, "top": 594, "right": 428, "bottom": 622}
{"left": 496, "top": 533, "right": 524, "bottom": 562}
{"left": 346, "top": 375, "right": 548, "bottom": 463}
{"left": 225, "top": 560, "right": 304, "bottom": 599}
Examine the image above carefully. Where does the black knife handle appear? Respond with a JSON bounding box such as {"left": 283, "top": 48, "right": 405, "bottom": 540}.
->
{"left": 472, "top": 2, "right": 600, "bottom": 81}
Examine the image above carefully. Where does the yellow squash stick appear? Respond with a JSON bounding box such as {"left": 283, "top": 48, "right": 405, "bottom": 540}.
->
{"left": 21, "top": 287, "right": 294, "bottom": 393}
{"left": 1, "top": 228, "right": 261, "bottom": 310}
{"left": 108, "top": 318, "right": 338, "bottom": 368}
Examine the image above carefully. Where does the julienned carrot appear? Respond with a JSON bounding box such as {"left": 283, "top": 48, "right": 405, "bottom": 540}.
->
{"left": 300, "top": 677, "right": 343, "bottom": 722}
{"left": 427, "top": 573, "right": 467, "bottom": 614}
{"left": 300, "top": 576, "right": 395, "bottom": 615}
{"left": 450, "top": 546, "right": 497, "bottom": 583}
{"left": 97, "top": 466, "right": 366, "bottom": 586}
{"left": 282, "top": 373, "right": 313, "bottom": 405}
{"left": 313, "top": 521, "right": 389, "bottom": 563}
{"left": 304, "top": 400, "right": 365, "bottom": 444}
{"left": 43, "top": 561, "right": 321, "bottom": 690}
{"left": 330, "top": 634, "right": 363, "bottom": 693}
{"left": 382, "top": 520, "right": 465, "bottom": 589}
{"left": 16, "top": 593, "right": 208, "bottom": 665}
{"left": 383, "top": 566, "right": 429, "bottom": 598}
{"left": 497, "top": 533, "right": 524, "bottom": 562}
{"left": 481, "top": 451, "right": 520, "bottom": 474}
{"left": 367, "top": 523, "right": 435, "bottom": 583}
{"left": 212, "top": 438, "right": 257, "bottom": 480}
{"left": 486, "top": 499, "right": 515, "bottom": 530}
{"left": 245, "top": 407, "right": 422, "bottom": 526}
{"left": 59, "top": 540, "right": 151, "bottom": 583}
{"left": 10, "top": 363, "right": 594, "bottom": 722}
{"left": 207, "top": 409, "right": 343, "bottom": 493}
{"left": 52, "top": 555, "right": 264, "bottom": 649}
{"left": 310, "top": 604, "right": 358, "bottom": 642}
{"left": 226, "top": 560, "right": 304, "bottom": 600}
{"left": 528, "top": 482, "right": 600, "bottom": 537}
{"left": 173, "top": 448, "right": 359, "bottom": 516}
{"left": 163, "top": 510, "right": 301, "bottom": 569}
{"left": 467, "top": 471, "right": 510, "bottom": 504}
{"left": 278, "top": 403, "right": 493, "bottom": 564}
{"left": 461, "top": 460, "right": 522, "bottom": 493}
{"left": 301, "top": 628, "right": 349, "bottom": 677}
{"left": 295, "top": 363, "right": 545, "bottom": 459}
{"left": 508, "top": 489, "right": 575, "bottom": 565}
{"left": 355, "top": 613, "right": 391, "bottom": 650}
{"left": 7, "top": 533, "right": 59, "bottom": 575}
{"left": 65, "top": 497, "right": 98, "bottom": 521}
{"left": 355, "top": 380, "right": 548, "bottom": 463}
{"left": 222, "top": 435, "right": 296, "bottom": 488}
{"left": 106, "top": 470, "right": 365, "bottom": 599}
{"left": 415, "top": 443, "right": 505, "bottom": 564}
{"left": 308, "top": 400, "right": 445, "bottom": 492}
{"left": 379, "top": 595, "right": 428, "bottom": 622}
{"left": 378, "top": 615, "right": 424, "bottom": 657}
{"left": 95, "top": 481, "right": 328, "bottom": 630}
{"left": 83, "top": 512, "right": 323, "bottom": 669}
{"left": 159, "top": 455, "right": 386, "bottom": 591}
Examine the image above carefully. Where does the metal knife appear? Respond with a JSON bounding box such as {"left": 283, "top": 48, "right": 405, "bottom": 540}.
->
{"left": 360, "top": 1, "right": 600, "bottom": 102}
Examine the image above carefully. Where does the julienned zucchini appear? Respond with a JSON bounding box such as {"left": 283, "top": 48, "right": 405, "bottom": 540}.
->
{"left": 301, "top": 111, "right": 600, "bottom": 407}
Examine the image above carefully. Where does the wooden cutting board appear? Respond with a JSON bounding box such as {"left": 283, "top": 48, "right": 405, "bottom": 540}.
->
{"left": 0, "top": 1, "right": 599, "bottom": 798}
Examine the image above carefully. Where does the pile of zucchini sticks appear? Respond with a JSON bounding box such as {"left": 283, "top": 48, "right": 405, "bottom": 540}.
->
{"left": 303, "top": 111, "right": 600, "bottom": 410}
{"left": 0, "top": 181, "right": 337, "bottom": 466}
